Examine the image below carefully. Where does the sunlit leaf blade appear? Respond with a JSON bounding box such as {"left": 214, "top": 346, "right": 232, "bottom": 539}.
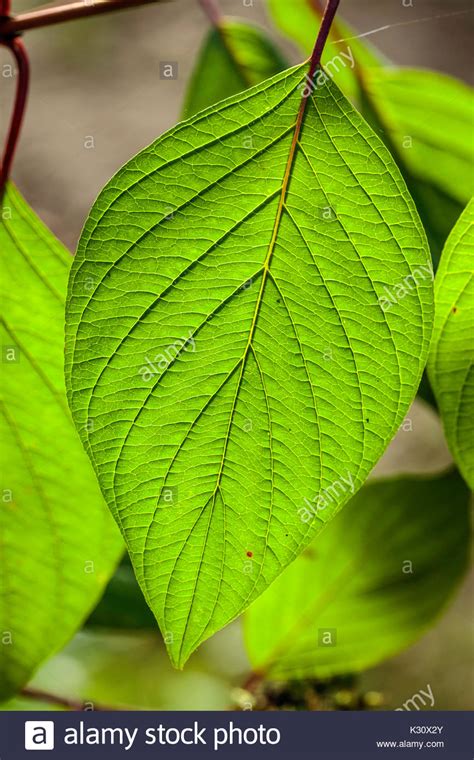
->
{"left": 267, "top": 0, "right": 381, "bottom": 100}
{"left": 245, "top": 471, "right": 470, "bottom": 679}
{"left": 0, "top": 185, "right": 122, "bottom": 698}
{"left": 182, "top": 19, "right": 287, "bottom": 118}
{"left": 65, "top": 65, "right": 432, "bottom": 667}
{"left": 428, "top": 200, "right": 474, "bottom": 488}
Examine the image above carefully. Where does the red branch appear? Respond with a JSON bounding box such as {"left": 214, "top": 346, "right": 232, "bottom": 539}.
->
{"left": 197, "top": 0, "right": 222, "bottom": 27}
{"left": 0, "top": 0, "right": 167, "bottom": 196}
{"left": 0, "top": 35, "right": 30, "bottom": 198}
{"left": 307, "top": 0, "right": 341, "bottom": 81}
{"left": 0, "top": 1, "right": 11, "bottom": 19}
{"left": 21, "top": 686, "right": 127, "bottom": 711}
{"left": 0, "top": 0, "right": 165, "bottom": 37}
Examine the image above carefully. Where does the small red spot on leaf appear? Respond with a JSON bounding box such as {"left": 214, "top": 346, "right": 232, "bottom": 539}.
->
{"left": 246, "top": 551, "right": 253, "bottom": 558}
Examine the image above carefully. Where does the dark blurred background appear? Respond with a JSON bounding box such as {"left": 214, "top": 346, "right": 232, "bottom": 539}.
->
{"left": 0, "top": 0, "right": 472, "bottom": 710}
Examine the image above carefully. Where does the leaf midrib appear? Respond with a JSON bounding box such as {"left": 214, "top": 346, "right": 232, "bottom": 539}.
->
{"left": 75, "top": 107, "right": 303, "bottom": 453}
{"left": 143, "top": 74, "right": 314, "bottom": 651}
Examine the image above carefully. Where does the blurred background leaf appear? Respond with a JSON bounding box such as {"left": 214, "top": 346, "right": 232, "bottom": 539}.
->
{"left": 245, "top": 471, "right": 470, "bottom": 680}
{"left": 0, "top": 185, "right": 123, "bottom": 699}
{"left": 182, "top": 18, "right": 287, "bottom": 118}
{"left": 360, "top": 69, "right": 474, "bottom": 267}
{"left": 428, "top": 199, "right": 474, "bottom": 488}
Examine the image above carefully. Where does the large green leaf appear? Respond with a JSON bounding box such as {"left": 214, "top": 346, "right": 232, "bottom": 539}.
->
{"left": 0, "top": 185, "right": 122, "bottom": 698}
{"left": 428, "top": 200, "right": 474, "bottom": 488}
{"left": 65, "top": 64, "right": 432, "bottom": 667}
{"left": 245, "top": 470, "right": 470, "bottom": 679}
{"left": 182, "top": 19, "right": 287, "bottom": 118}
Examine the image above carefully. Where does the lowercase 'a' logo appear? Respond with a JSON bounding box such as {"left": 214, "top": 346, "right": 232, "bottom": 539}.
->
{"left": 24, "top": 721, "right": 55, "bottom": 750}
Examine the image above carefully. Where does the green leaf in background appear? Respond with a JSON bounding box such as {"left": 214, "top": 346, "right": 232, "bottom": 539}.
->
{"left": 363, "top": 69, "right": 473, "bottom": 213}
{"left": 0, "top": 185, "right": 122, "bottom": 699}
{"left": 362, "top": 68, "right": 474, "bottom": 265}
{"left": 245, "top": 470, "right": 470, "bottom": 680}
{"left": 182, "top": 19, "right": 287, "bottom": 118}
{"left": 267, "top": 0, "right": 381, "bottom": 100}
{"left": 65, "top": 65, "right": 432, "bottom": 668}
{"left": 428, "top": 200, "right": 474, "bottom": 489}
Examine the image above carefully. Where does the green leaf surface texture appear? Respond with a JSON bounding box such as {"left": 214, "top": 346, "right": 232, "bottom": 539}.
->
{"left": 182, "top": 19, "right": 287, "bottom": 118}
{"left": 65, "top": 64, "right": 433, "bottom": 667}
{"left": 245, "top": 470, "right": 470, "bottom": 679}
{"left": 428, "top": 200, "right": 474, "bottom": 488}
{"left": 0, "top": 185, "right": 122, "bottom": 698}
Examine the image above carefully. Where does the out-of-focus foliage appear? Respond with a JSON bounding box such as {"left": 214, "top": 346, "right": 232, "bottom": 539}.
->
{"left": 245, "top": 471, "right": 470, "bottom": 679}
{"left": 0, "top": 185, "right": 122, "bottom": 699}
{"left": 182, "top": 19, "right": 287, "bottom": 118}
{"left": 428, "top": 200, "right": 474, "bottom": 488}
